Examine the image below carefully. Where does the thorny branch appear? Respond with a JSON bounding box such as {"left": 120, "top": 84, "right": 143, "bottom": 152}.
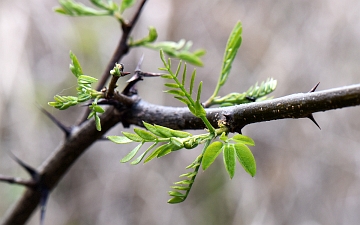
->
{"left": 2, "top": 83, "right": 360, "bottom": 224}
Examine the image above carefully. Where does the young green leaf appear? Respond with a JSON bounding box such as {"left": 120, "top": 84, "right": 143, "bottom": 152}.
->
{"left": 168, "top": 196, "right": 185, "bottom": 204}
{"left": 69, "top": 51, "right": 83, "bottom": 78}
{"left": 168, "top": 191, "right": 185, "bottom": 197}
{"left": 223, "top": 144, "right": 236, "bottom": 179}
{"left": 234, "top": 143, "right": 256, "bottom": 177}
{"left": 122, "top": 132, "right": 143, "bottom": 142}
{"left": 231, "top": 134, "right": 255, "bottom": 146}
{"left": 153, "top": 124, "right": 174, "bottom": 138}
{"left": 107, "top": 136, "right": 133, "bottom": 144}
{"left": 142, "top": 122, "right": 164, "bottom": 137}
{"left": 202, "top": 141, "right": 223, "bottom": 170}
{"left": 189, "top": 70, "right": 196, "bottom": 95}
{"left": 120, "top": 143, "right": 143, "bottom": 163}
{"left": 131, "top": 143, "right": 157, "bottom": 165}
{"left": 144, "top": 144, "right": 170, "bottom": 163}
{"left": 134, "top": 128, "right": 157, "bottom": 141}
{"left": 165, "top": 89, "right": 185, "bottom": 97}
{"left": 95, "top": 114, "right": 101, "bottom": 131}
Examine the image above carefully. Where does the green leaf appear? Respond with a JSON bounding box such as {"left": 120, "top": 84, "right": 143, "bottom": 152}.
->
{"left": 164, "top": 83, "right": 180, "bottom": 88}
{"left": 144, "top": 144, "right": 170, "bottom": 163}
{"left": 202, "top": 141, "right": 223, "bottom": 170}
{"left": 153, "top": 125, "right": 174, "bottom": 138}
{"left": 220, "top": 21, "right": 242, "bottom": 86}
{"left": 78, "top": 75, "right": 98, "bottom": 83}
{"left": 95, "top": 113, "right": 101, "bottom": 131}
{"left": 92, "top": 105, "right": 105, "bottom": 113}
{"left": 189, "top": 70, "right": 196, "bottom": 95}
{"left": 168, "top": 191, "right": 185, "bottom": 197}
{"left": 120, "top": 143, "right": 143, "bottom": 163}
{"left": 196, "top": 81, "right": 202, "bottom": 102}
{"left": 161, "top": 74, "right": 173, "bottom": 79}
{"left": 231, "top": 134, "right": 255, "bottom": 146}
{"left": 174, "top": 96, "right": 191, "bottom": 106}
{"left": 131, "top": 143, "right": 157, "bottom": 165}
{"left": 170, "top": 130, "right": 192, "bottom": 138}
{"left": 107, "top": 135, "right": 133, "bottom": 144}
{"left": 142, "top": 122, "right": 164, "bottom": 137}
{"left": 168, "top": 196, "right": 185, "bottom": 204}
{"left": 174, "top": 180, "right": 193, "bottom": 185}
{"left": 179, "top": 172, "right": 197, "bottom": 178}
{"left": 120, "top": 0, "right": 136, "bottom": 13}
{"left": 177, "top": 52, "right": 203, "bottom": 67}
{"left": 234, "top": 143, "right": 256, "bottom": 177}
{"left": 134, "top": 128, "right": 157, "bottom": 141}
{"left": 181, "top": 63, "right": 187, "bottom": 86}
{"left": 157, "top": 144, "right": 173, "bottom": 158}
{"left": 122, "top": 132, "right": 143, "bottom": 142}
{"left": 56, "top": 0, "right": 110, "bottom": 16}
{"left": 170, "top": 186, "right": 190, "bottom": 191}
{"left": 223, "top": 144, "right": 236, "bottom": 179}
{"left": 194, "top": 100, "right": 206, "bottom": 117}
{"left": 69, "top": 51, "right": 83, "bottom": 78}
{"left": 165, "top": 89, "right": 185, "bottom": 97}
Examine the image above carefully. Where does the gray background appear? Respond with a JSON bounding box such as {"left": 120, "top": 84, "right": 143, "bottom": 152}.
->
{"left": 1, "top": 0, "right": 360, "bottom": 224}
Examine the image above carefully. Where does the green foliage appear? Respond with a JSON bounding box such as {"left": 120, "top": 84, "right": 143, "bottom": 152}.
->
{"left": 211, "top": 78, "right": 277, "bottom": 107}
{"left": 144, "top": 40, "right": 205, "bottom": 66}
{"left": 205, "top": 21, "right": 243, "bottom": 105}
{"left": 48, "top": 52, "right": 104, "bottom": 130}
{"left": 202, "top": 133, "right": 256, "bottom": 178}
{"left": 55, "top": 0, "right": 112, "bottom": 16}
{"left": 159, "top": 50, "right": 215, "bottom": 134}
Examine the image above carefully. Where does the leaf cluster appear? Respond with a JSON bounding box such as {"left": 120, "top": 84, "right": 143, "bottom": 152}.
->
{"left": 55, "top": 0, "right": 135, "bottom": 19}
{"left": 211, "top": 78, "right": 277, "bottom": 107}
{"left": 108, "top": 122, "right": 215, "bottom": 165}
{"left": 159, "top": 50, "right": 216, "bottom": 134}
{"left": 203, "top": 133, "right": 256, "bottom": 178}
{"left": 48, "top": 52, "right": 104, "bottom": 130}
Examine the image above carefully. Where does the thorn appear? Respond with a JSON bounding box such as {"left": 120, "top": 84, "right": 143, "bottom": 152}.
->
{"left": 7, "top": 151, "right": 39, "bottom": 182}
{"left": 307, "top": 114, "right": 321, "bottom": 130}
{"left": 308, "top": 82, "right": 320, "bottom": 93}
{"left": 135, "top": 54, "right": 144, "bottom": 72}
{"left": 38, "top": 106, "right": 71, "bottom": 137}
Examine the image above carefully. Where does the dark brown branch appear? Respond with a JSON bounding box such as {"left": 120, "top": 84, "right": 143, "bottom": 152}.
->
{"left": 2, "top": 83, "right": 360, "bottom": 224}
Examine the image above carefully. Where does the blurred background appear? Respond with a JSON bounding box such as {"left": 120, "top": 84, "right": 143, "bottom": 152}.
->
{"left": 1, "top": 0, "right": 360, "bottom": 224}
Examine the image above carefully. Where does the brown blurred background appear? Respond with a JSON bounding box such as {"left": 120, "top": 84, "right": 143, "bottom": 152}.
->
{"left": 1, "top": 0, "right": 360, "bottom": 224}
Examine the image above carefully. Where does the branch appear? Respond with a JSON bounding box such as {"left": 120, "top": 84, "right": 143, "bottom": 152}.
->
{"left": 2, "top": 83, "right": 360, "bottom": 224}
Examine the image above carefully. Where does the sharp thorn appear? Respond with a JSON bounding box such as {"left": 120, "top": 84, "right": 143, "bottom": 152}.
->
{"left": 135, "top": 54, "right": 144, "bottom": 72}
{"left": 307, "top": 114, "right": 321, "bottom": 130}
{"left": 7, "top": 151, "right": 39, "bottom": 181}
{"left": 38, "top": 106, "right": 71, "bottom": 137}
{"left": 308, "top": 82, "right": 320, "bottom": 93}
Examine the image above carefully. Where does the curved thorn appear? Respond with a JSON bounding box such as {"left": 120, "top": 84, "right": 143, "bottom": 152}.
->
{"left": 38, "top": 106, "right": 71, "bottom": 137}
{"left": 307, "top": 114, "right": 321, "bottom": 130}
{"left": 7, "top": 151, "right": 39, "bottom": 181}
{"left": 309, "top": 82, "right": 320, "bottom": 93}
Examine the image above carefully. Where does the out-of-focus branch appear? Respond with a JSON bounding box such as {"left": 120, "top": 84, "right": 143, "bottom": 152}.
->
{"left": 2, "top": 83, "right": 360, "bottom": 224}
